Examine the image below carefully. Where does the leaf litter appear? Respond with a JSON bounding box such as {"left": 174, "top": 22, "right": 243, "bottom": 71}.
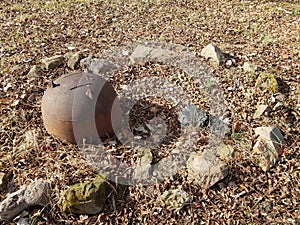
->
{"left": 0, "top": 0, "right": 299, "bottom": 224}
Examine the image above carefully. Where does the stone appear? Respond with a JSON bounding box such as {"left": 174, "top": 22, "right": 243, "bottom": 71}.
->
{"left": 200, "top": 44, "right": 227, "bottom": 66}
{"left": 84, "top": 58, "right": 117, "bottom": 75}
{"left": 65, "top": 52, "right": 83, "bottom": 70}
{"left": 179, "top": 104, "right": 208, "bottom": 128}
{"left": 129, "top": 45, "right": 153, "bottom": 64}
{"left": 216, "top": 144, "right": 235, "bottom": 162}
{"left": 253, "top": 104, "right": 270, "bottom": 119}
{"left": 41, "top": 55, "right": 64, "bottom": 70}
{"left": 209, "top": 116, "right": 231, "bottom": 137}
{"left": 16, "top": 217, "right": 29, "bottom": 225}
{"left": 186, "top": 150, "right": 228, "bottom": 188}
{"left": 271, "top": 92, "right": 286, "bottom": 103}
{"left": 61, "top": 174, "right": 109, "bottom": 215}
{"left": 0, "top": 172, "right": 13, "bottom": 192}
{"left": 255, "top": 71, "right": 279, "bottom": 93}
{"left": 225, "top": 59, "right": 233, "bottom": 67}
{"left": 254, "top": 127, "right": 286, "bottom": 145}
{"left": 156, "top": 189, "right": 190, "bottom": 210}
{"left": 0, "top": 180, "right": 49, "bottom": 222}
{"left": 273, "top": 102, "right": 284, "bottom": 111}
{"left": 129, "top": 44, "right": 180, "bottom": 64}
{"left": 133, "top": 147, "right": 153, "bottom": 180}
{"left": 27, "top": 65, "right": 42, "bottom": 78}
{"left": 253, "top": 127, "right": 286, "bottom": 171}
{"left": 80, "top": 54, "right": 93, "bottom": 68}
{"left": 149, "top": 48, "right": 175, "bottom": 60}
{"left": 178, "top": 105, "right": 230, "bottom": 136}
{"left": 243, "top": 62, "right": 257, "bottom": 73}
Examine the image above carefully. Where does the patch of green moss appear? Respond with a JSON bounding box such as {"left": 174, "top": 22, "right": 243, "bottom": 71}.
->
{"left": 61, "top": 173, "right": 129, "bottom": 215}
{"left": 61, "top": 174, "right": 109, "bottom": 215}
{"left": 255, "top": 71, "right": 279, "bottom": 93}
{"left": 293, "top": 5, "right": 300, "bottom": 15}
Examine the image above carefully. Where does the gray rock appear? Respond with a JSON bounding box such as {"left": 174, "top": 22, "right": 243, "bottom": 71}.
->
{"left": 147, "top": 47, "right": 176, "bottom": 62}
{"left": 271, "top": 92, "right": 286, "bottom": 103}
{"left": 187, "top": 151, "right": 228, "bottom": 188}
{"left": 27, "top": 65, "right": 43, "bottom": 78}
{"left": 253, "top": 127, "right": 286, "bottom": 171}
{"left": 65, "top": 52, "right": 83, "bottom": 70}
{"left": 152, "top": 158, "right": 185, "bottom": 182}
{"left": 129, "top": 45, "right": 153, "bottom": 64}
{"left": 156, "top": 189, "right": 190, "bottom": 210}
{"left": 41, "top": 55, "right": 64, "bottom": 70}
{"left": 254, "top": 127, "right": 286, "bottom": 145}
{"left": 209, "top": 116, "right": 231, "bottom": 136}
{"left": 0, "top": 180, "right": 49, "bottom": 222}
{"left": 178, "top": 104, "right": 230, "bottom": 136}
{"left": 179, "top": 104, "right": 208, "bottom": 128}
{"left": 16, "top": 217, "right": 29, "bottom": 225}
{"left": 253, "top": 104, "right": 270, "bottom": 119}
{"left": 129, "top": 45, "right": 178, "bottom": 64}
{"left": 79, "top": 54, "right": 94, "bottom": 69}
{"left": 83, "top": 57, "right": 117, "bottom": 75}
{"left": 133, "top": 147, "right": 153, "bottom": 180}
{"left": 200, "top": 44, "right": 227, "bottom": 66}
{"left": 0, "top": 172, "right": 13, "bottom": 192}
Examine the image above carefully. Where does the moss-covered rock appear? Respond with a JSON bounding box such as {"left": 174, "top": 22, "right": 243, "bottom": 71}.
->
{"left": 255, "top": 71, "right": 279, "bottom": 93}
{"left": 61, "top": 174, "right": 109, "bottom": 215}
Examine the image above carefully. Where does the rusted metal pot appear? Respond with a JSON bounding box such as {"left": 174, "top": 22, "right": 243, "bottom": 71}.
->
{"left": 41, "top": 72, "right": 121, "bottom": 144}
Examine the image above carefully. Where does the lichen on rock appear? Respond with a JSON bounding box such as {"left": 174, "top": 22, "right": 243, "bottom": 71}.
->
{"left": 255, "top": 71, "right": 279, "bottom": 93}
{"left": 61, "top": 174, "right": 109, "bottom": 215}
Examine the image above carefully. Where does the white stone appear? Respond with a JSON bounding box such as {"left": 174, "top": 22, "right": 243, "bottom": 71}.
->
{"left": 86, "top": 58, "right": 117, "bottom": 74}
{"left": 200, "top": 44, "right": 226, "bottom": 66}
{"left": 253, "top": 104, "right": 269, "bottom": 119}
{"left": 129, "top": 45, "right": 153, "bottom": 64}
{"left": 243, "top": 62, "right": 257, "bottom": 73}
{"left": 254, "top": 127, "right": 286, "bottom": 144}
{"left": 187, "top": 151, "right": 228, "bottom": 188}
{"left": 65, "top": 52, "right": 82, "bottom": 70}
{"left": 27, "top": 65, "right": 42, "bottom": 78}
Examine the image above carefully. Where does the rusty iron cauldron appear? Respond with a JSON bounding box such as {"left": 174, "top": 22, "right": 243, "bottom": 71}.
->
{"left": 41, "top": 72, "right": 122, "bottom": 144}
